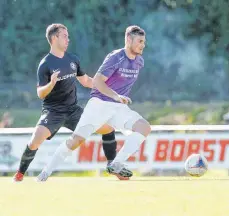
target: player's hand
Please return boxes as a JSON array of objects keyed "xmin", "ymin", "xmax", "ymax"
[
  {"xmin": 51, "ymin": 71, "xmax": 60, "ymax": 86},
  {"xmin": 113, "ymin": 95, "xmax": 132, "ymax": 104}
]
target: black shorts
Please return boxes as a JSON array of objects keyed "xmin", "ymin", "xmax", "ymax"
[{"xmin": 37, "ymin": 105, "xmax": 83, "ymax": 140}]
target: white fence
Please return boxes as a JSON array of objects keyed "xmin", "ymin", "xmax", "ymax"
[{"xmin": 0, "ymin": 125, "xmax": 229, "ymax": 172}]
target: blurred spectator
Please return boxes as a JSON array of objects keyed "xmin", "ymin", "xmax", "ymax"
[
  {"xmin": 0, "ymin": 112, "xmax": 14, "ymax": 128},
  {"xmin": 0, "ymin": 141, "xmax": 18, "ymax": 176}
]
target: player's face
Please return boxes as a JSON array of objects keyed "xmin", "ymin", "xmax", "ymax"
[
  {"xmin": 129, "ymin": 35, "xmax": 146, "ymax": 55},
  {"xmin": 54, "ymin": 28, "xmax": 69, "ymax": 52}
]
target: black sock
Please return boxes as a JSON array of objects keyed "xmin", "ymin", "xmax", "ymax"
[
  {"xmin": 102, "ymin": 131, "xmax": 117, "ymax": 162},
  {"xmin": 18, "ymin": 145, "xmax": 38, "ymax": 174}
]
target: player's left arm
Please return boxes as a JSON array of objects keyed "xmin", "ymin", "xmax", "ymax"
[
  {"xmin": 72, "ymin": 54, "xmax": 93, "ymax": 88},
  {"xmin": 77, "ymin": 74, "xmax": 93, "ymax": 88}
]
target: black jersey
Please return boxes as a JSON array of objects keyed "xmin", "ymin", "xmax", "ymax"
[{"xmin": 37, "ymin": 52, "xmax": 85, "ymax": 111}]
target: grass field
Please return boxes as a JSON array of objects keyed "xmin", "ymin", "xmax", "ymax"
[{"xmin": 0, "ymin": 176, "xmax": 229, "ymax": 216}]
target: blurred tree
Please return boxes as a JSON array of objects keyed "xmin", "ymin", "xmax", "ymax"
[
  {"xmin": 185, "ymin": 0, "xmax": 229, "ymax": 59},
  {"xmin": 0, "ymin": 0, "xmax": 229, "ymax": 106},
  {"xmin": 162, "ymin": 0, "xmax": 229, "ymax": 58}
]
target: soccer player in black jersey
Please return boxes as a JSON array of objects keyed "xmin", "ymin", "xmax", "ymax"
[{"xmin": 13, "ymin": 23, "xmax": 126, "ymax": 181}]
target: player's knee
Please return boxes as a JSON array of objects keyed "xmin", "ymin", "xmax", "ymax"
[
  {"xmin": 132, "ymin": 119, "xmax": 151, "ymax": 137},
  {"xmin": 66, "ymin": 135, "xmax": 85, "ymax": 150},
  {"xmin": 74, "ymin": 124, "xmax": 95, "ymax": 139},
  {"xmin": 29, "ymin": 125, "xmax": 51, "ymax": 150}
]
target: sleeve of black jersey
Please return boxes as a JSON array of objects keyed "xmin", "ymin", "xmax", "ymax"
[
  {"xmin": 72, "ymin": 54, "xmax": 85, "ymax": 77},
  {"xmin": 37, "ymin": 62, "xmax": 50, "ymax": 87}
]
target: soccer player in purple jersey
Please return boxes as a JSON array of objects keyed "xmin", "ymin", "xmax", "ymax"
[{"xmin": 37, "ymin": 25, "xmax": 151, "ymax": 181}]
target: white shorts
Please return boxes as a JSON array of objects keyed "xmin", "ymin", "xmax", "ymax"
[{"xmin": 74, "ymin": 97, "xmax": 144, "ymax": 138}]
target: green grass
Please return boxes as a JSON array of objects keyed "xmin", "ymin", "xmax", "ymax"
[{"xmin": 1, "ymin": 176, "xmax": 229, "ymax": 216}]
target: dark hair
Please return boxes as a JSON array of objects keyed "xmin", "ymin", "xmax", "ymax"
[
  {"xmin": 125, "ymin": 25, "xmax": 145, "ymax": 39},
  {"xmin": 46, "ymin": 23, "xmax": 67, "ymax": 44}
]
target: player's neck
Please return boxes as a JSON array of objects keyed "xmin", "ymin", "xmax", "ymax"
[
  {"xmin": 50, "ymin": 47, "xmax": 65, "ymax": 58},
  {"xmin": 124, "ymin": 47, "xmax": 136, "ymax": 60}
]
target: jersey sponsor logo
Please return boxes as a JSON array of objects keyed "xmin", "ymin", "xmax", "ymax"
[
  {"xmin": 70, "ymin": 62, "xmax": 77, "ymax": 70},
  {"xmin": 118, "ymin": 68, "xmax": 139, "ymax": 78},
  {"xmin": 119, "ymin": 68, "xmax": 139, "ymax": 74},
  {"xmin": 57, "ymin": 72, "xmax": 78, "ymax": 81}
]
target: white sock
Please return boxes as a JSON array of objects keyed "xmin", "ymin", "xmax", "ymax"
[
  {"xmin": 43, "ymin": 141, "xmax": 73, "ymax": 175},
  {"xmin": 112, "ymin": 132, "xmax": 146, "ymax": 164}
]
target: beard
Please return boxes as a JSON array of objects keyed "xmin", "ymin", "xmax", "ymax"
[{"xmin": 130, "ymin": 46, "xmax": 142, "ymax": 56}]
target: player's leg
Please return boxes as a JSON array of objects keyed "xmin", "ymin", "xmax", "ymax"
[
  {"xmin": 107, "ymin": 107, "xmax": 151, "ymax": 178},
  {"xmin": 66, "ymin": 109, "xmax": 123, "ymax": 179},
  {"xmin": 37, "ymin": 98, "xmax": 114, "ymax": 181},
  {"xmin": 38, "ymin": 105, "xmax": 89, "ymax": 181},
  {"xmin": 96, "ymin": 124, "xmax": 129, "ymax": 180},
  {"xmin": 13, "ymin": 110, "xmax": 65, "ymax": 182},
  {"xmin": 111, "ymin": 118, "xmax": 151, "ymax": 163},
  {"xmin": 65, "ymin": 106, "xmax": 117, "ymax": 165},
  {"xmin": 13, "ymin": 125, "xmax": 50, "ymax": 181},
  {"xmin": 96, "ymin": 125, "xmax": 117, "ymax": 163}
]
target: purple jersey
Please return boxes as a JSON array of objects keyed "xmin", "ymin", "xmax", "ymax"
[{"xmin": 90, "ymin": 48, "xmax": 144, "ymax": 102}]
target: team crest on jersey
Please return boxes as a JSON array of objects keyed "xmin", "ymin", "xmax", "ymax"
[{"xmin": 70, "ymin": 62, "xmax": 77, "ymax": 70}]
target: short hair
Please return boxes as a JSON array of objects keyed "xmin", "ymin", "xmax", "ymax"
[
  {"xmin": 46, "ymin": 23, "xmax": 67, "ymax": 44},
  {"xmin": 125, "ymin": 25, "xmax": 145, "ymax": 42}
]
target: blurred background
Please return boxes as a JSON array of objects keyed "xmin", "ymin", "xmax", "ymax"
[
  {"xmin": 1, "ymin": 0, "xmax": 229, "ymax": 126},
  {"xmin": 0, "ymin": 0, "xmax": 229, "ymax": 177}
]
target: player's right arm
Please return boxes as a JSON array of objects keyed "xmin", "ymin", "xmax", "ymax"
[
  {"xmin": 93, "ymin": 53, "xmax": 131, "ymax": 104},
  {"xmin": 36, "ymin": 62, "xmax": 60, "ymax": 99}
]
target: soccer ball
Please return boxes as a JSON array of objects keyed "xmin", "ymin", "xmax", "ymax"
[{"xmin": 184, "ymin": 153, "xmax": 208, "ymax": 177}]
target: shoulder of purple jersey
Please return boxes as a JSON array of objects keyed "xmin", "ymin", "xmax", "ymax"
[
  {"xmin": 66, "ymin": 52, "xmax": 80, "ymax": 64},
  {"xmin": 136, "ymin": 55, "xmax": 144, "ymax": 67},
  {"xmin": 104, "ymin": 48, "xmax": 124, "ymax": 62}
]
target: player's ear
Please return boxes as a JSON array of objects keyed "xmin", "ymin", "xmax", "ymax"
[
  {"xmin": 125, "ymin": 35, "xmax": 129, "ymax": 46},
  {"xmin": 126, "ymin": 35, "xmax": 131, "ymax": 43},
  {"xmin": 51, "ymin": 34, "xmax": 57, "ymax": 43}
]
